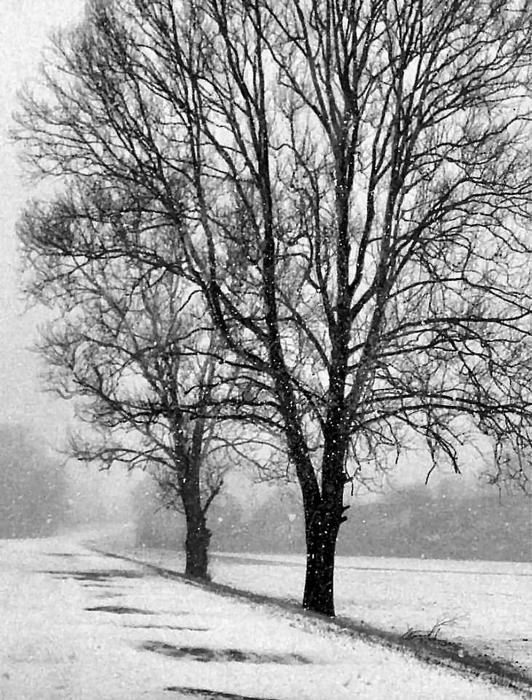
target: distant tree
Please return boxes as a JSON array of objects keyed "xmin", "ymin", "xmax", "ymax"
[
  {"xmin": 15, "ymin": 0, "xmax": 532, "ymax": 615},
  {"xmin": 337, "ymin": 481, "xmax": 532, "ymax": 561},
  {"xmin": 0, "ymin": 424, "xmax": 64, "ymax": 538}
]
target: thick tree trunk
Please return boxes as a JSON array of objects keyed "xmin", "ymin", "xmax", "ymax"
[
  {"xmin": 184, "ymin": 511, "xmax": 211, "ymax": 580},
  {"xmin": 302, "ymin": 508, "xmax": 342, "ymax": 617},
  {"xmin": 181, "ymin": 457, "xmax": 212, "ymax": 581}
]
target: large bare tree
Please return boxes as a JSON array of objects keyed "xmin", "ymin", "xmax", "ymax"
[{"xmin": 16, "ymin": 0, "xmax": 531, "ymax": 615}]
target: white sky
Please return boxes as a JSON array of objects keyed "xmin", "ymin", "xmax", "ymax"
[{"xmin": 0, "ymin": 0, "xmax": 85, "ymax": 441}]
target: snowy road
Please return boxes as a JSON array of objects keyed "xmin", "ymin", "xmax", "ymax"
[{"xmin": 0, "ymin": 535, "xmax": 526, "ymax": 699}]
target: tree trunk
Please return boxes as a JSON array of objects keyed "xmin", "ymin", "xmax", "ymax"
[
  {"xmin": 184, "ymin": 511, "xmax": 211, "ymax": 580},
  {"xmin": 302, "ymin": 508, "xmax": 342, "ymax": 616},
  {"xmin": 181, "ymin": 462, "xmax": 211, "ymax": 580}
]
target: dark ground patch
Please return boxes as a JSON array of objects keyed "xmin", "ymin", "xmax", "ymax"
[
  {"xmin": 45, "ymin": 552, "xmax": 77, "ymax": 558},
  {"xmin": 127, "ymin": 624, "xmax": 209, "ymax": 631},
  {"xmin": 165, "ymin": 688, "xmax": 278, "ymax": 700},
  {"xmin": 39, "ymin": 569, "xmax": 145, "ymax": 582},
  {"xmin": 141, "ymin": 641, "xmax": 311, "ymax": 665},
  {"xmin": 86, "ymin": 605, "xmax": 154, "ymax": 615},
  {"xmin": 95, "ymin": 592, "xmax": 123, "ymax": 598}
]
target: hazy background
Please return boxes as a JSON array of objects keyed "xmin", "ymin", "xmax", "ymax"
[
  {"xmin": 0, "ymin": 0, "xmax": 136, "ymax": 528},
  {"xmin": 0, "ymin": 0, "xmax": 83, "ymax": 436},
  {"xmin": 0, "ymin": 0, "xmax": 529, "ymax": 560}
]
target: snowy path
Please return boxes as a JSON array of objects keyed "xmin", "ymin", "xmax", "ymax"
[{"xmin": 0, "ymin": 535, "xmax": 526, "ymax": 699}]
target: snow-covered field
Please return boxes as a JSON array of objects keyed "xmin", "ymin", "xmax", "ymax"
[
  {"xmin": 212, "ymin": 551, "xmax": 532, "ymax": 675},
  {"xmin": 0, "ymin": 533, "xmax": 527, "ymax": 699},
  {"xmin": 103, "ymin": 536, "xmax": 532, "ymax": 682}
]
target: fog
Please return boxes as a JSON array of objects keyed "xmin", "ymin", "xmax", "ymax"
[
  {"xmin": 0, "ymin": 424, "xmax": 62, "ymax": 538},
  {"xmin": 0, "ymin": 422, "xmax": 135, "ymax": 537},
  {"xmin": 134, "ymin": 478, "xmax": 530, "ymax": 563},
  {"xmin": 0, "ymin": 2, "xmax": 85, "ymax": 435},
  {"xmin": 0, "ymin": 416, "xmax": 529, "ymax": 567}
]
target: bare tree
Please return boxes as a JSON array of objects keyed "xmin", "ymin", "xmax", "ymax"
[
  {"xmin": 18, "ymin": 193, "xmax": 252, "ymax": 580},
  {"xmin": 15, "ymin": 0, "xmax": 531, "ymax": 615}
]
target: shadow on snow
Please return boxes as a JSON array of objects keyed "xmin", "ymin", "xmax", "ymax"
[
  {"xmin": 85, "ymin": 605, "xmax": 154, "ymax": 615},
  {"xmin": 141, "ymin": 640, "xmax": 311, "ymax": 665},
  {"xmin": 165, "ymin": 688, "xmax": 279, "ymax": 699}
]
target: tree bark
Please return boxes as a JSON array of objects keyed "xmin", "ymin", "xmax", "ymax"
[
  {"xmin": 302, "ymin": 506, "xmax": 343, "ymax": 617},
  {"xmin": 184, "ymin": 510, "xmax": 211, "ymax": 580},
  {"xmin": 181, "ymin": 453, "xmax": 212, "ymax": 580}
]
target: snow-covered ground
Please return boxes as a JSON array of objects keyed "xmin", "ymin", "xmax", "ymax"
[
  {"xmin": 211, "ymin": 551, "xmax": 532, "ymax": 676},
  {"xmin": 101, "ymin": 534, "xmax": 532, "ymax": 683},
  {"xmin": 0, "ymin": 534, "xmax": 526, "ymax": 699}
]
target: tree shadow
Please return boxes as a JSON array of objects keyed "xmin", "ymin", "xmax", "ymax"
[
  {"xmin": 165, "ymin": 687, "xmax": 279, "ymax": 699},
  {"xmin": 86, "ymin": 605, "xmax": 154, "ymax": 615},
  {"xmin": 127, "ymin": 624, "xmax": 210, "ymax": 631},
  {"xmin": 95, "ymin": 592, "xmax": 123, "ymax": 598},
  {"xmin": 141, "ymin": 640, "xmax": 311, "ymax": 664},
  {"xmin": 39, "ymin": 569, "xmax": 145, "ymax": 582}
]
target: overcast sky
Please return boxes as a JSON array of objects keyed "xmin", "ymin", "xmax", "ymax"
[{"xmin": 0, "ymin": 0, "xmax": 85, "ymax": 441}]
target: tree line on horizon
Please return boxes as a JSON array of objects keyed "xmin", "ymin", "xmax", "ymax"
[
  {"xmin": 13, "ymin": 0, "xmax": 532, "ymax": 616},
  {"xmin": 135, "ymin": 478, "xmax": 532, "ymax": 563}
]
